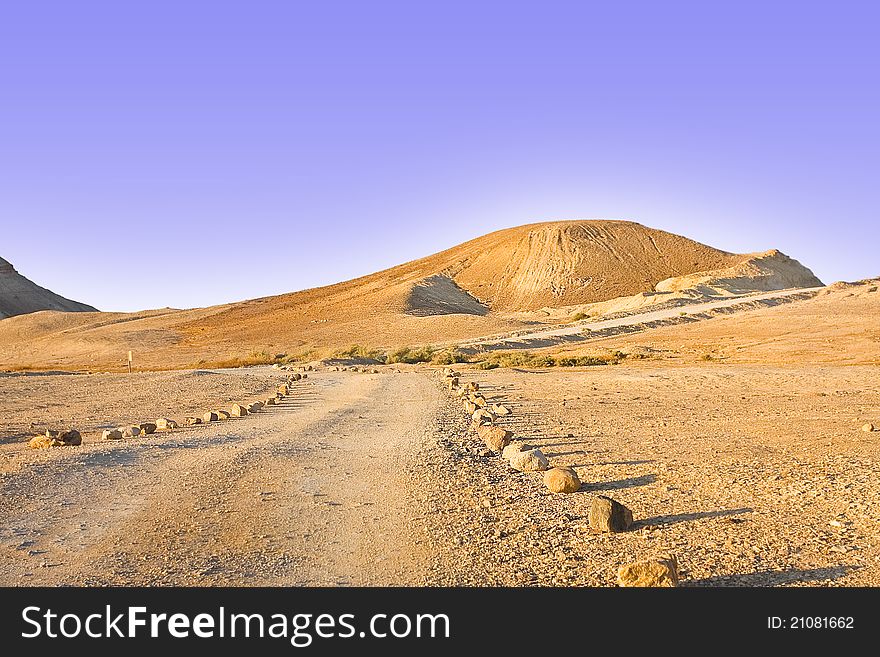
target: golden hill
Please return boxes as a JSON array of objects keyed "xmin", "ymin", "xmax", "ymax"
[{"xmin": 0, "ymin": 220, "xmax": 822, "ymax": 371}]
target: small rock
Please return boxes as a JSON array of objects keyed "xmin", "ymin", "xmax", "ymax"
[
  {"xmin": 246, "ymin": 402, "xmax": 264, "ymax": 413},
  {"xmin": 491, "ymin": 404, "xmax": 511, "ymax": 416},
  {"xmin": 59, "ymin": 429, "xmax": 82, "ymax": 446},
  {"xmin": 544, "ymin": 467, "xmax": 581, "ymax": 493},
  {"xmin": 156, "ymin": 418, "xmax": 178, "ymax": 430},
  {"xmin": 102, "ymin": 429, "xmax": 123, "ymax": 441},
  {"xmin": 471, "ymin": 395, "xmax": 488, "ymax": 408},
  {"xmin": 265, "ymin": 398, "xmax": 277, "ymax": 406},
  {"xmin": 229, "ymin": 404, "xmax": 248, "ymax": 417},
  {"xmin": 589, "ymin": 495, "xmax": 634, "ymax": 533},
  {"xmin": 508, "ymin": 448, "xmax": 550, "ymax": 472},
  {"xmin": 447, "ymin": 377, "xmax": 459, "ymax": 390},
  {"xmin": 479, "ymin": 426, "xmax": 513, "ymax": 453},
  {"xmin": 472, "ymin": 409, "xmax": 496, "ymax": 426},
  {"xmin": 278, "ymin": 385, "xmax": 290, "ymax": 395},
  {"xmin": 183, "ymin": 416, "xmax": 202, "ymax": 426},
  {"xmin": 502, "ymin": 442, "xmax": 532, "ymax": 460},
  {"xmin": 217, "ymin": 410, "xmax": 231, "ymax": 420},
  {"xmin": 121, "ymin": 425, "xmax": 141, "ymax": 438},
  {"xmin": 203, "ymin": 411, "xmax": 220, "ymax": 423},
  {"xmin": 28, "ymin": 435, "xmax": 59, "ymax": 449},
  {"xmin": 862, "ymin": 423, "xmax": 875, "ymax": 432},
  {"xmin": 617, "ymin": 555, "xmax": 679, "ymax": 587},
  {"xmin": 139, "ymin": 422, "xmax": 157, "ymax": 435}
]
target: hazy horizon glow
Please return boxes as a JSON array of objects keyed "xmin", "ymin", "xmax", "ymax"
[{"xmin": 2, "ymin": 1, "xmax": 878, "ymax": 312}]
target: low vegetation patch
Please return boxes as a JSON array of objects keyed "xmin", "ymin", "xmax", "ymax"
[
  {"xmin": 192, "ymin": 351, "xmax": 279, "ymax": 370},
  {"xmin": 431, "ymin": 347, "xmax": 468, "ymax": 365},
  {"xmin": 329, "ymin": 345, "xmax": 386, "ymax": 362},
  {"xmin": 473, "ymin": 349, "xmax": 626, "ymax": 369},
  {"xmin": 386, "ymin": 345, "xmax": 436, "ymax": 364}
]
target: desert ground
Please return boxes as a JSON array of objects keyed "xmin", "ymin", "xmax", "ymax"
[{"xmin": 2, "ymin": 277, "xmax": 878, "ymax": 587}]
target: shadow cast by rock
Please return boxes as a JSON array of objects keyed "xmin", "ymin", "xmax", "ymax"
[
  {"xmin": 686, "ymin": 565, "xmax": 857, "ymax": 587},
  {"xmin": 583, "ymin": 474, "xmax": 657, "ymax": 490},
  {"xmin": 637, "ymin": 507, "xmax": 753, "ymax": 528}
]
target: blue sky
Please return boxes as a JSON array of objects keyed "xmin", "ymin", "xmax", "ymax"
[{"xmin": 1, "ymin": 1, "xmax": 877, "ymax": 311}]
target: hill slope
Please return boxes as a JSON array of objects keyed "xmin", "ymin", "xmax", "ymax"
[
  {"xmin": 0, "ymin": 257, "xmax": 96, "ymax": 319},
  {"xmin": 0, "ymin": 221, "xmax": 823, "ymax": 370}
]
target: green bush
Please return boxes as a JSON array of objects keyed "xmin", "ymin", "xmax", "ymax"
[
  {"xmin": 386, "ymin": 345, "xmax": 435, "ymax": 364},
  {"xmin": 330, "ymin": 345, "xmax": 386, "ymax": 361},
  {"xmin": 431, "ymin": 347, "xmax": 468, "ymax": 365},
  {"xmin": 474, "ymin": 349, "xmax": 626, "ymax": 369}
]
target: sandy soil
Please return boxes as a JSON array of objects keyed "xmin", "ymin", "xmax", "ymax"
[{"xmin": 0, "ymin": 369, "xmax": 437, "ymax": 585}]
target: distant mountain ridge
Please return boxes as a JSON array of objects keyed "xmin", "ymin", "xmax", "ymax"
[{"xmin": 0, "ymin": 256, "xmax": 96, "ymax": 319}]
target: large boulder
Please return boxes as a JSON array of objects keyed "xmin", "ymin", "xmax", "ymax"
[
  {"xmin": 229, "ymin": 404, "xmax": 248, "ymax": 417},
  {"xmin": 617, "ymin": 555, "xmax": 679, "ymax": 587},
  {"xmin": 139, "ymin": 422, "xmax": 157, "ymax": 435},
  {"xmin": 102, "ymin": 428, "xmax": 123, "ymax": 441},
  {"xmin": 508, "ymin": 448, "xmax": 549, "ymax": 472},
  {"xmin": 589, "ymin": 495, "xmax": 634, "ymax": 533},
  {"xmin": 478, "ymin": 426, "xmax": 513, "ymax": 453},
  {"xmin": 544, "ymin": 467, "xmax": 581, "ymax": 493},
  {"xmin": 156, "ymin": 418, "xmax": 178, "ymax": 430},
  {"xmin": 203, "ymin": 411, "xmax": 220, "ymax": 422}
]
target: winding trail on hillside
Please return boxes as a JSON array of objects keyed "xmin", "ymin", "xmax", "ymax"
[
  {"xmin": 460, "ymin": 286, "xmax": 823, "ymax": 352},
  {"xmin": 0, "ymin": 371, "xmax": 440, "ymax": 586}
]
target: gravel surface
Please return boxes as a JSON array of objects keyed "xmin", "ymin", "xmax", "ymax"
[
  {"xmin": 420, "ymin": 364, "xmax": 880, "ymax": 586},
  {"xmin": 0, "ymin": 368, "xmax": 282, "ymax": 446},
  {"xmin": 2, "ymin": 363, "xmax": 878, "ymax": 587}
]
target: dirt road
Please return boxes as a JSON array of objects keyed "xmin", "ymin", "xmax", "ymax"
[{"xmin": 0, "ymin": 371, "xmax": 440, "ymax": 586}]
